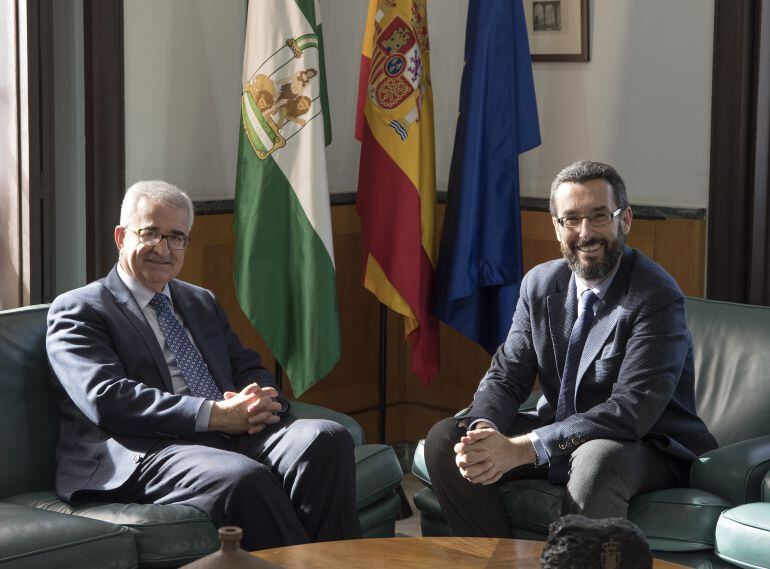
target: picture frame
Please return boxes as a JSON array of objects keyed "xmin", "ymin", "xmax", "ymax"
[{"xmin": 524, "ymin": 0, "xmax": 589, "ymax": 62}]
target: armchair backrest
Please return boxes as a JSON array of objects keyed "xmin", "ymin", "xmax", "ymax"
[
  {"xmin": 0, "ymin": 305, "xmax": 57, "ymax": 499},
  {"xmin": 686, "ymin": 297, "xmax": 770, "ymax": 447}
]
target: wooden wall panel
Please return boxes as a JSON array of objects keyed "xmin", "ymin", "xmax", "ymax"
[
  {"xmin": 653, "ymin": 219, "xmax": 706, "ymax": 297},
  {"xmin": 180, "ymin": 205, "xmax": 705, "ymax": 443}
]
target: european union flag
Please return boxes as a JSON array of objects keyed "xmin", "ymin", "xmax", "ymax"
[{"xmin": 432, "ymin": 0, "xmax": 541, "ymax": 354}]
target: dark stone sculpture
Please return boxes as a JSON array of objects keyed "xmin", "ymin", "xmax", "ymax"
[{"xmin": 541, "ymin": 514, "xmax": 653, "ymax": 569}]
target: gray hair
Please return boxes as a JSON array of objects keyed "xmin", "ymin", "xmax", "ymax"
[
  {"xmin": 549, "ymin": 160, "xmax": 629, "ymax": 217},
  {"xmin": 120, "ymin": 180, "xmax": 194, "ymax": 232}
]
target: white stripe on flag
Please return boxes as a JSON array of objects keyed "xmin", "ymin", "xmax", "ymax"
[{"xmin": 244, "ymin": 100, "xmax": 275, "ymax": 152}]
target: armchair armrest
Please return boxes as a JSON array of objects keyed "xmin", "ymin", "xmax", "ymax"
[{"xmin": 690, "ymin": 434, "xmax": 770, "ymax": 505}]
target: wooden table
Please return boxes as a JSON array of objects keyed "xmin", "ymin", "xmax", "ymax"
[{"xmin": 252, "ymin": 537, "xmax": 688, "ymax": 568}]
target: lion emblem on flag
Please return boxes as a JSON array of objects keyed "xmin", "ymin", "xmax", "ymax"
[{"xmin": 241, "ymin": 35, "xmax": 321, "ymax": 160}]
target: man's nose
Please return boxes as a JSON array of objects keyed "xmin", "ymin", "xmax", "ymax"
[
  {"xmin": 152, "ymin": 236, "xmax": 172, "ymax": 254},
  {"xmin": 577, "ymin": 218, "xmax": 597, "ymax": 239}
]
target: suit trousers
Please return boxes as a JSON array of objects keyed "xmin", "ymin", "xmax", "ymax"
[
  {"xmin": 424, "ymin": 415, "xmax": 690, "ymax": 537},
  {"xmin": 97, "ymin": 418, "xmax": 362, "ymax": 550}
]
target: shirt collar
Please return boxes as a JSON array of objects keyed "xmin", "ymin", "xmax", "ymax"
[
  {"xmin": 116, "ymin": 263, "xmax": 172, "ymax": 310},
  {"xmin": 574, "ymin": 254, "xmax": 622, "ymax": 303}
]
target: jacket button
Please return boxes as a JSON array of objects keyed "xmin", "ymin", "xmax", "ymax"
[
  {"xmin": 133, "ymin": 454, "xmax": 141, "ymax": 463},
  {"xmin": 558, "ymin": 442, "xmax": 567, "ymax": 450}
]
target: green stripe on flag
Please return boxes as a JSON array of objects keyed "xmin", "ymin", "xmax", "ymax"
[
  {"xmin": 234, "ymin": 130, "xmax": 340, "ymax": 395},
  {"xmin": 295, "ymin": 0, "xmax": 331, "ymax": 145}
]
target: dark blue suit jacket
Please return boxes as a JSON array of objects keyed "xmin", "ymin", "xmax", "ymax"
[
  {"xmin": 466, "ymin": 248, "xmax": 717, "ymax": 464},
  {"xmin": 46, "ymin": 266, "xmax": 279, "ymax": 501}
]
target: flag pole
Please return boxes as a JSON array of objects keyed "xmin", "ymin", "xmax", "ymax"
[{"xmin": 378, "ymin": 303, "xmax": 388, "ymax": 444}]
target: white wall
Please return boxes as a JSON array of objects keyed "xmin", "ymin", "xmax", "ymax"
[
  {"xmin": 521, "ymin": 0, "xmax": 714, "ymax": 208},
  {"xmin": 124, "ymin": 0, "xmax": 713, "ymax": 208},
  {"xmin": 124, "ymin": 0, "xmax": 246, "ymax": 198}
]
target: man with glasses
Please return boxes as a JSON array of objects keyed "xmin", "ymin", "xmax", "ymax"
[
  {"xmin": 425, "ymin": 161, "xmax": 717, "ymax": 536},
  {"xmin": 46, "ymin": 180, "xmax": 362, "ymax": 551}
]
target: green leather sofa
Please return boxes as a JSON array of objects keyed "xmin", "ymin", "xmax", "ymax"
[
  {"xmin": 0, "ymin": 305, "xmax": 404, "ymax": 568},
  {"xmin": 712, "ymin": 470, "xmax": 770, "ymax": 568},
  {"xmin": 411, "ymin": 297, "xmax": 770, "ymax": 569}
]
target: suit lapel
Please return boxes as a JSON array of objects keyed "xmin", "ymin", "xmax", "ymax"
[
  {"xmin": 105, "ymin": 267, "xmax": 174, "ymax": 392},
  {"xmin": 547, "ymin": 267, "xmax": 577, "ymax": 381},
  {"xmin": 575, "ymin": 249, "xmax": 635, "ymax": 392}
]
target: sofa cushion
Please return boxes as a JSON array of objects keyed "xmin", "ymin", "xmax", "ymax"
[
  {"xmin": 498, "ymin": 479, "xmax": 564, "ymax": 534},
  {"xmin": 0, "ymin": 502, "xmax": 137, "ymax": 569},
  {"xmin": 354, "ymin": 444, "xmax": 403, "ymax": 510},
  {"xmin": 714, "ymin": 502, "xmax": 770, "ymax": 569},
  {"xmin": 4, "ymin": 492, "xmax": 217, "ymax": 568},
  {"xmin": 628, "ymin": 489, "xmax": 731, "ymax": 551}
]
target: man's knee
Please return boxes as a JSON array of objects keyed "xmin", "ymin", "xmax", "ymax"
[
  {"xmin": 567, "ymin": 438, "xmax": 634, "ymax": 492},
  {"xmin": 570, "ymin": 439, "xmax": 629, "ymax": 473},
  {"xmin": 221, "ymin": 454, "xmax": 275, "ymax": 494},
  {"xmin": 425, "ymin": 417, "xmax": 463, "ymax": 477},
  {"xmin": 291, "ymin": 419, "xmax": 354, "ymax": 460}
]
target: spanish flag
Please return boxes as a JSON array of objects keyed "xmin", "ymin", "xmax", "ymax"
[{"xmin": 355, "ymin": 0, "xmax": 439, "ymax": 384}]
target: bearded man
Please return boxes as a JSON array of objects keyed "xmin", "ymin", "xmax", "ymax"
[{"xmin": 424, "ymin": 160, "xmax": 717, "ymax": 536}]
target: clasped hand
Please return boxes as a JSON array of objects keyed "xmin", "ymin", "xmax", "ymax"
[
  {"xmin": 454, "ymin": 424, "xmax": 535, "ymax": 485},
  {"xmin": 209, "ymin": 383, "xmax": 282, "ymax": 435}
]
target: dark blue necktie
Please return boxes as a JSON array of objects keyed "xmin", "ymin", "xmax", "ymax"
[
  {"xmin": 549, "ymin": 290, "xmax": 600, "ymax": 483},
  {"xmin": 150, "ymin": 293, "xmax": 223, "ymax": 401}
]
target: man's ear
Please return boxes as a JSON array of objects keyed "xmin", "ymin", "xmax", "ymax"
[
  {"xmin": 114, "ymin": 225, "xmax": 125, "ymax": 253},
  {"xmin": 552, "ymin": 217, "xmax": 562, "ymax": 242},
  {"xmin": 621, "ymin": 207, "xmax": 633, "ymax": 235}
]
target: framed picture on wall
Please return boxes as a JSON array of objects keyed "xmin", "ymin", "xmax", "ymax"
[{"xmin": 524, "ymin": 0, "xmax": 589, "ymax": 62}]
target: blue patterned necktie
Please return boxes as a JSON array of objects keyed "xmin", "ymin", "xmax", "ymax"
[
  {"xmin": 149, "ymin": 293, "xmax": 223, "ymax": 401},
  {"xmin": 549, "ymin": 289, "xmax": 600, "ymax": 483}
]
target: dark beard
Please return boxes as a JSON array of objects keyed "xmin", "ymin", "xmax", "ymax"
[{"xmin": 563, "ymin": 232, "xmax": 626, "ymax": 281}]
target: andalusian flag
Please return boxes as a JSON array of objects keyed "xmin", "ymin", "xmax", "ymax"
[
  {"xmin": 355, "ymin": 0, "xmax": 439, "ymax": 384},
  {"xmin": 234, "ymin": 0, "xmax": 339, "ymax": 396}
]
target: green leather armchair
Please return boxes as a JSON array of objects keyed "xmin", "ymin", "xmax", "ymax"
[
  {"xmin": 0, "ymin": 305, "xmax": 404, "ymax": 568},
  {"xmin": 712, "ymin": 471, "xmax": 770, "ymax": 568},
  {"xmin": 412, "ymin": 297, "xmax": 770, "ymax": 569}
]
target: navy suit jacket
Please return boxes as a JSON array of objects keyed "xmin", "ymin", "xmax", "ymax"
[
  {"xmin": 46, "ymin": 266, "xmax": 279, "ymax": 501},
  {"xmin": 466, "ymin": 248, "xmax": 717, "ymax": 464}
]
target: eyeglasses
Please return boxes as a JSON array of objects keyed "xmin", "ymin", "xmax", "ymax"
[
  {"xmin": 125, "ymin": 227, "xmax": 191, "ymax": 250},
  {"xmin": 556, "ymin": 208, "xmax": 625, "ymax": 229}
]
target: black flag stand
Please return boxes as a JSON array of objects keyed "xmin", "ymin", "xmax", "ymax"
[
  {"xmin": 378, "ymin": 303, "xmax": 388, "ymax": 444},
  {"xmin": 273, "ymin": 361, "xmax": 283, "ymax": 391}
]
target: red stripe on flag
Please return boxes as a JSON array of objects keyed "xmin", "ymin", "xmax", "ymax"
[
  {"xmin": 355, "ymin": 55, "xmax": 371, "ymax": 142},
  {"xmin": 356, "ymin": 120, "xmax": 439, "ymax": 383}
]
